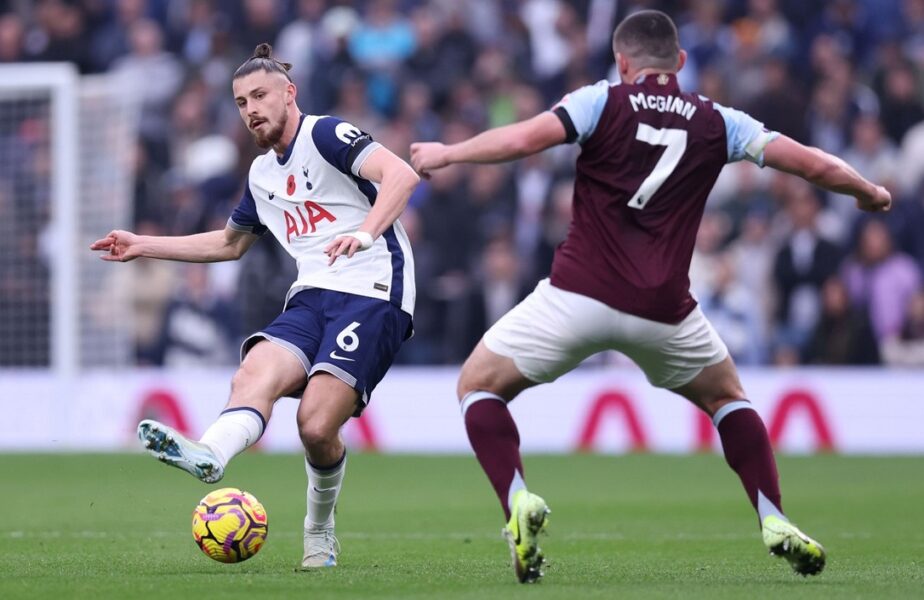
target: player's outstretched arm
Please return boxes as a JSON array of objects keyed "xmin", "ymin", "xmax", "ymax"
[
  {"xmin": 324, "ymin": 146, "xmax": 419, "ymax": 265},
  {"xmin": 409, "ymin": 112, "xmax": 567, "ymax": 177},
  {"xmin": 90, "ymin": 225, "xmax": 258, "ymax": 263},
  {"xmin": 762, "ymin": 135, "xmax": 891, "ymax": 212}
]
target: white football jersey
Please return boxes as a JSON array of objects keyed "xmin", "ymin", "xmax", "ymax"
[{"xmin": 228, "ymin": 114, "xmax": 415, "ymax": 316}]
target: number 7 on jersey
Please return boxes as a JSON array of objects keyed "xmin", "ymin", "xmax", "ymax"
[{"xmin": 628, "ymin": 124, "xmax": 687, "ymax": 210}]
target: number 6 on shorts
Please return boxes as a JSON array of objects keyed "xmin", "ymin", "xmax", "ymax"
[{"xmin": 336, "ymin": 321, "xmax": 361, "ymax": 352}]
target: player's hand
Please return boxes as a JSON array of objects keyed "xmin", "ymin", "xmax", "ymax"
[
  {"xmin": 324, "ymin": 232, "xmax": 372, "ymax": 266},
  {"xmin": 856, "ymin": 185, "xmax": 892, "ymax": 213},
  {"xmin": 90, "ymin": 229, "xmax": 142, "ymax": 262},
  {"xmin": 409, "ymin": 142, "xmax": 449, "ymax": 179}
]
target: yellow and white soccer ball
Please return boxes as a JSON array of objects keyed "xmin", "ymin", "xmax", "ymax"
[{"xmin": 192, "ymin": 487, "xmax": 268, "ymax": 563}]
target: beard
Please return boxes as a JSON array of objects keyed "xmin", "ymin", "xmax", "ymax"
[{"xmin": 251, "ymin": 110, "xmax": 287, "ymax": 149}]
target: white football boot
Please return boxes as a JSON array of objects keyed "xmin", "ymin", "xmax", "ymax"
[
  {"xmin": 301, "ymin": 527, "xmax": 340, "ymax": 569},
  {"xmin": 137, "ymin": 419, "xmax": 224, "ymax": 484}
]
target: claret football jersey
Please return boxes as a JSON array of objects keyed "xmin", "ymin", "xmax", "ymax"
[
  {"xmin": 229, "ymin": 114, "xmax": 415, "ymax": 316},
  {"xmin": 551, "ymin": 74, "xmax": 777, "ymax": 324}
]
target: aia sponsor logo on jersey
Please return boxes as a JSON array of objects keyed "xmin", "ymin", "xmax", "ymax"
[{"xmin": 283, "ymin": 201, "xmax": 336, "ymax": 243}]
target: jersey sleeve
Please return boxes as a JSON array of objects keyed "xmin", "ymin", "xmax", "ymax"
[
  {"xmin": 713, "ymin": 102, "xmax": 780, "ymax": 167},
  {"xmin": 311, "ymin": 116, "xmax": 382, "ymax": 177},
  {"xmin": 227, "ymin": 177, "xmax": 267, "ymax": 235},
  {"xmin": 552, "ymin": 80, "xmax": 611, "ymax": 144}
]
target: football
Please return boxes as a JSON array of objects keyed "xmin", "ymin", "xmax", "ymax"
[{"xmin": 192, "ymin": 487, "xmax": 268, "ymax": 563}]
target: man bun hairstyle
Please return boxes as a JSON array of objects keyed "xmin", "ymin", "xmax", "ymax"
[
  {"xmin": 613, "ymin": 10, "xmax": 680, "ymax": 70},
  {"xmin": 233, "ymin": 43, "xmax": 294, "ymax": 81}
]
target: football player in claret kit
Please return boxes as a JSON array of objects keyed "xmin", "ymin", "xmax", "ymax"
[
  {"xmin": 91, "ymin": 43, "xmax": 418, "ymax": 569},
  {"xmin": 411, "ymin": 10, "xmax": 891, "ymax": 583}
]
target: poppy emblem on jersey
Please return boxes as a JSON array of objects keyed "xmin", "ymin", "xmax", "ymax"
[
  {"xmin": 287, "ymin": 174, "xmax": 296, "ymax": 196},
  {"xmin": 657, "ymin": 73, "xmax": 669, "ymax": 85}
]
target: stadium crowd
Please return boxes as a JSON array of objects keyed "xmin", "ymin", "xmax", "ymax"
[{"xmin": 3, "ymin": 0, "xmax": 924, "ymax": 368}]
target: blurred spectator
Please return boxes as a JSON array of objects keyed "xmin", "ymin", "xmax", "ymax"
[
  {"xmin": 110, "ymin": 18, "xmax": 183, "ymax": 162},
  {"xmin": 156, "ymin": 263, "xmax": 238, "ymax": 366},
  {"xmin": 447, "ymin": 235, "xmax": 531, "ymax": 361},
  {"xmin": 274, "ymin": 0, "xmax": 325, "ymax": 93},
  {"xmin": 392, "ymin": 204, "xmax": 443, "ymax": 364},
  {"xmin": 236, "ymin": 234, "xmax": 298, "ymax": 337},
  {"xmin": 772, "ymin": 180, "xmax": 842, "ymax": 352},
  {"xmin": 678, "ymin": 0, "xmax": 731, "ymax": 73},
  {"xmin": 405, "ymin": 5, "xmax": 478, "ymax": 110},
  {"xmin": 802, "ymin": 276, "xmax": 880, "ymax": 365},
  {"xmin": 880, "ymin": 289, "xmax": 924, "ymax": 366},
  {"xmin": 698, "ymin": 253, "xmax": 768, "ymax": 365},
  {"xmin": 807, "ymin": 78, "xmax": 852, "ymax": 155},
  {"xmin": 27, "ymin": 0, "xmax": 92, "ymax": 72},
  {"xmin": 417, "ymin": 129, "xmax": 478, "ymax": 279},
  {"xmin": 740, "ymin": 0, "xmax": 795, "ymax": 59},
  {"xmin": 745, "ymin": 55, "xmax": 808, "ymax": 143},
  {"xmin": 330, "ymin": 72, "xmax": 382, "ymax": 134},
  {"xmin": 878, "ymin": 64, "xmax": 924, "ymax": 144},
  {"xmin": 395, "ymin": 80, "xmax": 441, "ymax": 142},
  {"xmin": 349, "ymin": 0, "xmax": 416, "ymax": 114},
  {"xmin": 349, "ymin": 0, "xmax": 415, "ymax": 70},
  {"xmin": 902, "ymin": 0, "xmax": 924, "ymax": 64},
  {"xmin": 89, "ymin": 0, "xmax": 147, "ymax": 72},
  {"xmin": 833, "ymin": 114, "xmax": 899, "ymax": 233},
  {"xmin": 168, "ymin": 0, "xmax": 226, "ymax": 70},
  {"xmin": 520, "ymin": 0, "xmax": 573, "ymax": 101},
  {"xmin": 810, "ymin": 0, "xmax": 873, "ymax": 64},
  {"xmin": 238, "ymin": 0, "xmax": 282, "ymax": 57},
  {"xmin": 726, "ymin": 206, "xmax": 776, "ymax": 337},
  {"xmin": 0, "ymin": 13, "xmax": 25, "ymax": 62},
  {"xmin": 96, "ymin": 224, "xmax": 178, "ymax": 365},
  {"xmin": 535, "ymin": 178, "xmax": 573, "ymax": 277},
  {"xmin": 841, "ymin": 114, "xmax": 899, "ymax": 185},
  {"xmin": 895, "ymin": 121, "xmax": 924, "ymax": 197},
  {"xmin": 307, "ymin": 6, "xmax": 360, "ymax": 114},
  {"xmin": 690, "ymin": 210, "xmax": 731, "ymax": 300},
  {"xmin": 841, "ymin": 218, "xmax": 922, "ymax": 341}
]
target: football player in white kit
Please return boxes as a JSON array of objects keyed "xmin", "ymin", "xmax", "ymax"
[{"xmin": 91, "ymin": 44, "xmax": 419, "ymax": 568}]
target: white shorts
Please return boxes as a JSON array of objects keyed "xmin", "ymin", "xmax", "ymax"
[{"xmin": 483, "ymin": 279, "xmax": 728, "ymax": 389}]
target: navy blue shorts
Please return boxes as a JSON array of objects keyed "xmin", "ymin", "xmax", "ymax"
[{"xmin": 240, "ymin": 289, "xmax": 412, "ymax": 416}]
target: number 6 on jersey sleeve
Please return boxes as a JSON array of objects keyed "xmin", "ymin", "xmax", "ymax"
[{"xmin": 628, "ymin": 125, "xmax": 687, "ymax": 210}]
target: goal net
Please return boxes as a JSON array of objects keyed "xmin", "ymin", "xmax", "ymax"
[{"xmin": 0, "ymin": 64, "xmax": 139, "ymax": 372}]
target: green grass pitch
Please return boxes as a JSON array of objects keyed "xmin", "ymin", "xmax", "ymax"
[{"xmin": 2, "ymin": 453, "xmax": 921, "ymax": 599}]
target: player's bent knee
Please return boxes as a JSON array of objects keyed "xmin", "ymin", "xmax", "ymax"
[
  {"xmin": 456, "ymin": 363, "xmax": 522, "ymax": 403},
  {"xmin": 297, "ymin": 419, "xmax": 337, "ymax": 450},
  {"xmin": 457, "ymin": 362, "xmax": 498, "ymax": 401}
]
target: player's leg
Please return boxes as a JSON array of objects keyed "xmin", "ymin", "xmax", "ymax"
[
  {"xmin": 458, "ymin": 340, "xmax": 537, "ymax": 520},
  {"xmin": 138, "ymin": 339, "xmax": 306, "ymax": 483},
  {"xmin": 460, "ymin": 280, "xmax": 606, "ymax": 582},
  {"xmin": 459, "ymin": 341, "xmax": 551, "ymax": 583},
  {"xmin": 296, "ymin": 373, "xmax": 358, "ymax": 569},
  {"xmin": 295, "ymin": 291, "xmax": 412, "ymax": 569},
  {"xmin": 671, "ymin": 356, "xmax": 783, "ymax": 520},
  {"xmin": 672, "ymin": 357, "xmax": 826, "ymax": 576}
]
